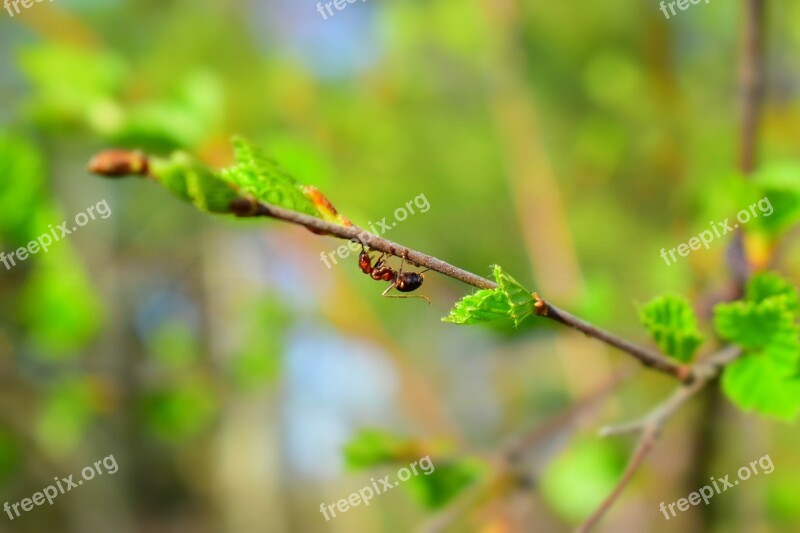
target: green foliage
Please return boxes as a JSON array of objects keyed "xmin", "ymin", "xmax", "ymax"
[
  {"xmin": 137, "ymin": 138, "xmax": 351, "ymax": 223},
  {"xmin": 443, "ymin": 265, "xmax": 534, "ymax": 327},
  {"xmin": 639, "ymin": 294, "xmax": 703, "ymax": 362},
  {"xmin": 344, "ymin": 429, "xmax": 420, "ymax": 468},
  {"xmin": 746, "ymin": 271, "xmax": 799, "ymax": 312},
  {"xmin": 228, "ymin": 297, "xmax": 290, "ymax": 391},
  {"xmin": 0, "ymin": 133, "xmax": 46, "ymax": 243},
  {"xmin": 714, "ymin": 272, "xmax": 800, "ymax": 420},
  {"xmin": 749, "ymin": 162, "xmax": 800, "ymax": 238},
  {"xmin": 220, "ymin": 137, "xmax": 321, "ymax": 217},
  {"xmin": 404, "ymin": 458, "xmax": 486, "ymax": 509},
  {"xmin": 21, "ymin": 247, "xmax": 104, "ymax": 357},
  {"xmin": 18, "ymin": 45, "xmax": 127, "ymax": 129},
  {"xmin": 0, "ymin": 135, "xmax": 103, "ymax": 357},
  {"xmin": 149, "ymin": 151, "xmax": 245, "ymax": 213},
  {"xmin": 0, "ymin": 427, "xmax": 22, "ymax": 482},
  {"xmin": 440, "ymin": 289, "xmax": 509, "ymax": 325},
  {"xmin": 116, "ymin": 71, "xmax": 224, "ymax": 148},
  {"xmin": 19, "ymin": 44, "xmax": 222, "ymax": 149},
  {"xmin": 343, "ymin": 429, "xmax": 485, "ymax": 510},
  {"xmin": 35, "ymin": 380, "xmax": 98, "ymax": 457},
  {"xmin": 147, "ymin": 320, "xmax": 202, "ymax": 371},
  {"xmin": 540, "ymin": 439, "xmax": 625, "ymax": 523},
  {"xmin": 142, "ymin": 376, "xmax": 218, "ymax": 442}
]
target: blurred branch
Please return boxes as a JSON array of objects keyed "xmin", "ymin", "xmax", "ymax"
[
  {"xmin": 739, "ymin": 0, "xmax": 765, "ymax": 175},
  {"xmin": 578, "ymin": 346, "xmax": 741, "ymax": 532},
  {"xmin": 728, "ymin": 0, "xmax": 766, "ymax": 289},
  {"xmin": 421, "ymin": 372, "xmax": 629, "ymax": 533}
]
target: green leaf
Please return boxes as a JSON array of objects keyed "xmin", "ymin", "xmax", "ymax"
[
  {"xmin": 721, "ymin": 355, "xmax": 800, "ymax": 420},
  {"xmin": 714, "ymin": 297, "xmax": 797, "ymax": 354},
  {"xmin": 441, "ymin": 288, "xmax": 510, "ymax": 325},
  {"xmin": 220, "ymin": 137, "xmax": 320, "ymax": 217},
  {"xmin": 714, "ymin": 273, "xmax": 800, "ymax": 420},
  {"xmin": 749, "ymin": 162, "xmax": 800, "ymax": 237},
  {"xmin": 0, "ymin": 133, "xmax": 46, "ymax": 244},
  {"xmin": 148, "ymin": 151, "xmax": 245, "ymax": 213},
  {"xmin": 494, "ymin": 265, "xmax": 535, "ymax": 326},
  {"xmin": 404, "ymin": 458, "xmax": 486, "ymax": 509},
  {"xmin": 142, "ymin": 376, "xmax": 218, "ymax": 442},
  {"xmin": 746, "ymin": 271, "xmax": 799, "ymax": 312},
  {"xmin": 18, "ymin": 44, "xmax": 127, "ymax": 128},
  {"xmin": 639, "ymin": 295, "xmax": 703, "ymax": 362},
  {"xmin": 540, "ymin": 439, "xmax": 625, "ymax": 523},
  {"xmin": 21, "ymin": 245, "xmax": 104, "ymax": 357},
  {"xmin": 442, "ymin": 265, "xmax": 534, "ymax": 327},
  {"xmin": 343, "ymin": 430, "xmax": 419, "ymax": 468},
  {"xmin": 35, "ymin": 380, "xmax": 98, "ymax": 457}
]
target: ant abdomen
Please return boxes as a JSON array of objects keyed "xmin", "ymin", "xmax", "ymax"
[{"xmin": 396, "ymin": 272, "xmax": 424, "ymax": 292}]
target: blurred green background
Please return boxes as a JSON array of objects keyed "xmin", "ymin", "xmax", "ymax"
[{"xmin": 1, "ymin": 0, "xmax": 800, "ymax": 532}]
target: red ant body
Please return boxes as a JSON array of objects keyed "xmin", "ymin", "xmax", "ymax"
[{"xmin": 358, "ymin": 247, "xmax": 430, "ymax": 303}]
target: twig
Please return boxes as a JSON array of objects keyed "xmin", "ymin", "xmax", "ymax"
[
  {"xmin": 250, "ymin": 203, "xmax": 691, "ymax": 381},
  {"xmin": 250, "ymin": 202, "xmax": 497, "ymax": 290},
  {"xmin": 88, "ymin": 149, "xmax": 688, "ymax": 381},
  {"xmin": 534, "ymin": 297, "xmax": 692, "ymax": 382},
  {"xmin": 577, "ymin": 346, "xmax": 741, "ymax": 532}
]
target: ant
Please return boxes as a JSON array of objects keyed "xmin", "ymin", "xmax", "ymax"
[{"xmin": 358, "ymin": 246, "xmax": 431, "ymax": 303}]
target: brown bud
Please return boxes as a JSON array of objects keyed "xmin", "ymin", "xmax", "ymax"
[{"xmin": 88, "ymin": 150, "xmax": 149, "ymax": 177}]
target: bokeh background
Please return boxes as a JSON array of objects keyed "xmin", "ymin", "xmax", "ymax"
[{"xmin": 1, "ymin": 0, "xmax": 800, "ymax": 532}]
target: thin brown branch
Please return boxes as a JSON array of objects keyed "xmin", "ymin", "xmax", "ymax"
[
  {"xmin": 249, "ymin": 202, "xmax": 497, "ymax": 290},
  {"xmin": 578, "ymin": 346, "xmax": 741, "ymax": 532},
  {"xmin": 89, "ymin": 149, "xmax": 688, "ymax": 382},
  {"xmin": 254, "ymin": 202, "xmax": 689, "ymax": 381},
  {"xmin": 534, "ymin": 296, "xmax": 692, "ymax": 382}
]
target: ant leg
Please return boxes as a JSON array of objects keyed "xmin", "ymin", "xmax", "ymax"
[
  {"xmin": 397, "ymin": 254, "xmax": 407, "ymax": 276},
  {"xmin": 399, "ymin": 251, "xmax": 428, "ymax": 274},
  {"xmin": 381, "ymin": 283, "xmax": 431, "ymax": 304}
]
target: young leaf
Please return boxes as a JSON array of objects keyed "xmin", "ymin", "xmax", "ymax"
[
  {"xmin": 746, "ymin": 271, "xmax": 799, "ymax": 312},
  {"xmin": 714, "ymin": 295, "xmax": 797, "ymax": 354},
  {"xmin": 721, "ymin": 354, "xmax": 800, "ymax": 420},
  {"xmin": 343, "ymin": 430, "xmax": 422, "ymax": 468},
  {"xmin": 220, "ymin": 137, "xmax": 321, "ymax": 218},
  {"xmin": 403, "ymin": 458, "xmax": 486, "ymax": 509},
  {"xmin": 149, "ymin": 151, "xmax": 244, "ymax": 213},
  {"xmin": 442, "ymin": 265, "xmax": 535, "ymax": 327},
  {"xmin": 714, "ymin": 272, "xmax": 800, "ymax": 420},
  {"xmin": 639, "ymin": 295, "xmax": 703, "ymax": 362},
  {"xmin": 494, "ymin": 265, "xmax": 535, "ymax": 327},
  {"xmin": 441, "ymin": 289, "xmax": 510, "ymax": 325},
  {"xmin": 749, "ymin": 162, "xmax": 800, "ymax": 238}
]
